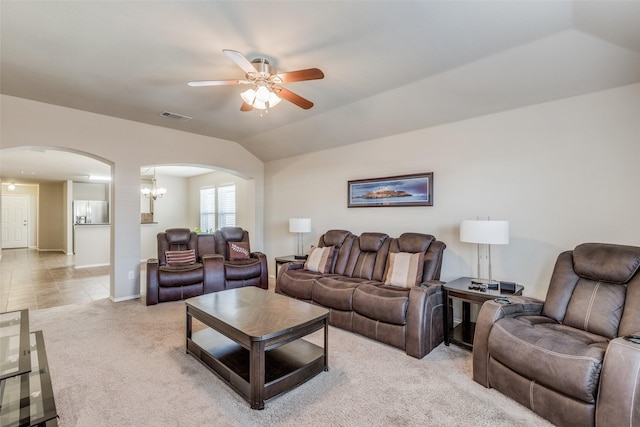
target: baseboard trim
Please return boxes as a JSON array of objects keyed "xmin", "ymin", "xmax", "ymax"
[
  {"xmin": 75, "ymin": 263, "xmax": 110, "ymax": 269},
  {"xmin": 110, "ymin": 294, "xmax": 141, "ymax": 303}
]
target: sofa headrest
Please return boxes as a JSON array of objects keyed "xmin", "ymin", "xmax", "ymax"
[
  {"xmin": 220, "ymin": 227, "xmax": 244, "ymax": 242},
  {"xmin": 573, "ymin": 242, "xmax": 640, "ymax": 284},
  {"xmin": 359, "ymin": 232, "xmax": 389, "ymax": 252},
  {"xmin": 322, "ymin": 230, "xmax": 352, "ymax": 247},
  {"xmin": 165, "ymin": 228, "xmax": 192, "ymax": 245},
  {"xmin": 396, "ymin": 233, "xmax": 434, "ymax": 253}
]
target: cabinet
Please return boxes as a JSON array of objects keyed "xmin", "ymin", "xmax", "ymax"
[{"xmin": 0, "ymin": 310, "xmax": 58, "ymax": 427}]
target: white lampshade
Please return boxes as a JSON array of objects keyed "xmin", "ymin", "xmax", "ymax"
[
  {"xmin": 289, "ymin": 218, "xmax": 311, "ymax": 233},
  {"xmin": 460, "ymin": 220, "xmax": 509, "ymax": 245}
]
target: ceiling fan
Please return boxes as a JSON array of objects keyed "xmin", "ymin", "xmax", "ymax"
[{"xmin": 188, "ymin": 50, "xmax": 324, "ymax": 112}]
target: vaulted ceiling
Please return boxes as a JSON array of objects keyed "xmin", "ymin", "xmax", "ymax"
[{"xmin": 1, "ymin": 1, "xmax": 639, "ymax": 181}]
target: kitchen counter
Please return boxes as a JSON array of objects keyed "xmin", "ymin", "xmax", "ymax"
[{"xmin": 74, "ymin": 224, "xmax": 110, "ymax": 268}]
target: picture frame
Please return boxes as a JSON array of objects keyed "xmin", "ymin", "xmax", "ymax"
[{"xmin": 348, "ymin": 172, "xmax": 434, "ymax": 208}]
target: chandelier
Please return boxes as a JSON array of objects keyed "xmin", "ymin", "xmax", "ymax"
[{"xmin": 141, "ymin": 167, "xmax": 166, "ymax": 200}]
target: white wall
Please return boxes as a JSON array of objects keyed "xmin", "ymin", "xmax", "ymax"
[
  {"xmin": 265, "ymin": 84, "xmax": 640, "ymax": 299},
  {"xmin": 2, "ymin": 94, "xmax": 264, "ymax": 302},
  {"xmin": 139, "ymin": 173, "xmax": 191, "ymax": 261}
]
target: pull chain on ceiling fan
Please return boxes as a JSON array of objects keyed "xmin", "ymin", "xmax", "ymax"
[{"xmin": 188, "ymin": 50, "xmax": 324, "ymax": 113}]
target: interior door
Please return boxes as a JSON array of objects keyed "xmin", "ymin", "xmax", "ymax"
[{"xmin": 1, "ymin": 194, "xmax": 29, "ymax": 248}]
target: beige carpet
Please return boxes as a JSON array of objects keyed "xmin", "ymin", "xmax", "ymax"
[{"xmin": 29, "ymin": 298, "xmax": 551, "ymax": 426}]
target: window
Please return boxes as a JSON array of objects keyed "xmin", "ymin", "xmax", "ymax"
[
  {"xmin": 200, "ymin": 187, "xmax": 216, "ymax": 232},
  {"xmin": 199, "ymin": 183, "xmax": 235, "ymax": 231},
  {"xmin": 217, "ymin": 184, "xmax": 236, "ymax": 228}
]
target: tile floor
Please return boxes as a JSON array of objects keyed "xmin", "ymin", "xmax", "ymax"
[{"xmin": 0, "ymin": 248, "xmax": 110, "ymax": 313}]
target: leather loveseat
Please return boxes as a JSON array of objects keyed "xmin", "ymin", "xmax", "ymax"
[
  {"xmin": 146, "ymin": 227, "xmax": 267, "ymax": 305},
  {"xmin": 473, "ymin": 243, "xmax": 640, "ymax": 426},
  {"xmin": 275, "ymin": 229, "xmax": 447, "ymax": 358}
]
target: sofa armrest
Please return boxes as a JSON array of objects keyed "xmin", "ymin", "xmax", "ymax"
[
  {"xmin": 250, "ymin": 251, "xmax": 269, "ymax": 289},
  {"xmin": 596, "ymin": 334, "xmax": 640, "ymax": 426},
  {"xmin": 146, "ymin": 258, "xmax": 159, "ymax": 306},
  {"xmin": 472, "ymin": 296, "xmax": 544, "ymax": 386},
  {"xmin": 202, "ymin": 254, "xmax": 226, "ymax": 293},
  {"xmin": 405, "ymin": 282, "xmax": 444, "ymax": 358}
]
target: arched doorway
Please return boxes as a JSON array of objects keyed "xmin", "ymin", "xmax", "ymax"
[{"xmin": 0, "ymin": 147, "xmax": 113, "ymax": 311}]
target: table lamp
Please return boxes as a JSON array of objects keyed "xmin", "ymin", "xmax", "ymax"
[
  {"xmin": 460, "ymin": 219, "xmax": 509, "ymax": 287},
  {"xmin": 289, "ymin": 218, "xmax": 311, "ymax": 259}
]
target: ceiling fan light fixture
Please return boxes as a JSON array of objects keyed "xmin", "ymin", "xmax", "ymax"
[
  {"xmin": 268, "ymin": 91, "xmax": 282, "ymax": 108},
  {"xmin": 255, "ymin": 85, "xmax": 271, "ymax": 103},
  {"xmin": 240, "ymin": 88, "xmax": 256, "ymax": 105},
  {"xmin": 240, "ymin": 86, "xmax": 281, "ymax": 110}
]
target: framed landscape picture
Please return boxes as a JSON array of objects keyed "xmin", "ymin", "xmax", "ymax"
[{"xmin": 348, "ymin": 172, "xmax": 434, "ymax": 207}]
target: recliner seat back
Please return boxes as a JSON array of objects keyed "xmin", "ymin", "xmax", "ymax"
[
  {"xmin": 213, "ymin": 227, "xmax": 249, "ymax": 260},
  {"xmin": 344, "ymin": 232, "xmax": 390, "ymax": 281},
  {"xmin": 542, "ymin": 243, "xmax": 640, "ymax": 339},
  {"xmin": 317, "ymin": 229, "xmax": 355, "ymax": 275},
  {"xmin": 387, "ymin": 232, "xmax": 445, "ymax": 282},
  {"xmin": 157, "ymin": 228, "xmax": 198, "ymax": 265}
]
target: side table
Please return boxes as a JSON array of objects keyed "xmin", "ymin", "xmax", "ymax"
[
  {"xmin": 443, "ymin": 277, "xmax": 523, "ymax": 350},
  {"xmin": 274, "ymin": 255, "xmax": 306, "ymax": 279}
]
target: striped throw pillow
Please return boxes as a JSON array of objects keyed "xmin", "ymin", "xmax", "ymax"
[
  {"xmin": 304, "ymin": 246, "xmax": 335, "ymax": 274},
  {"xmin": 165, "ymin": 249, "xmax": 196, "ymax": 266},
  {"xmin": 384, "ymin": 252, "xmax": 424, "ymax": 288}
]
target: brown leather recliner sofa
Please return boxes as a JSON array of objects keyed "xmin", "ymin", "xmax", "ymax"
[
  {"xmin": 146, "ymin": 227, "xmax": 268, "ymax": 305},
  {"xmin": 275, "ymin": 229, "xmax": 447, "ymax": 358},
  {"xmin": 473, "ymin": 242, "xmax": 640, "ymax": 427}
]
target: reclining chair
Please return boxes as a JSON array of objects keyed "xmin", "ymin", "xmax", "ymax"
[
  {"xmin": 213, "ymin": 226, "xmax": 268, "ymax": 289},
  {"xmin": 146, "ymin": 228, "xmax": 222, "ymax": 305},
  {"xmin": 473, "ymin": 243, "xmax": 640, "ymax": 426}
]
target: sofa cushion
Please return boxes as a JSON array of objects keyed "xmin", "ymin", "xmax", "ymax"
[
  {"xmin": 352, "ymin": 284, "xmax": 410, "ymax": 325},
  {"xmin": 395, "ymin": 232, "xmax": 434, "ymax": 253},
  {"xmin": 277, "ymin": 269, "xmax": 326, "ymax": 300},
  {"xmin": 313, "ymin": 276, "xmax": 373, "ymax": 311},
  {"xmin": 224, "ymin": 258, "xmax": 261, "ymax": 279},
  {"xmin": 321, "ymin": 230, "xmax": 351, "ymax": 247},
  {"xmin": 305, "ymin": 246, "xmax": 335, "ymax": 273},
  {"xmin": 384, "ymin": 252, "xmax": 424, "ymax": 288},
  {"xmin": 563, "ymin": 278, "xmax": 626, "ymax": 339},
  {"xmin": 573, "ymin": 242, "xmax": 640, "ymax": 284},
  {"xmin": 165, "ymin": 228, "xmax": 193, "ymax": 245},
  {"xmin": 488, "ymin": 316, "xmax": 609, "ymax": 403},
  {"xmin": 228, "ymin": 241, "xmax": 250, "ymax": 260},
  {"xmin": 158, "ymin": 262, "xmax": 203, "ymax": 286},
  {"xmin": 359, "ymin": 232, "xmax": 388, "ymax": 252},
  {"xmin": 165, "ymin": 249, "xmax": 196, "ymax": 266}
]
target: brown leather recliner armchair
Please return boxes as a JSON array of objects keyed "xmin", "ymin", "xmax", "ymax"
[
  {"xmin": 473, "ymin": 243, "xmax": 640, "ymax": 427},
  {"xmin": 146, "ymin": 228, "xmax": 224, "ymax": 305},
  {"xmin": 213, "ymin": 227, "xmax": 268, "ymax": 289}
]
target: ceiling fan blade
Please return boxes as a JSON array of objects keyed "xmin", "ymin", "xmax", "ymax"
[
  {"xmin": 274, "ymin": 86, "xmax": 314, "ymax": 109},
  {"xmin": 240, "ymin": 102, "xmax": 254, "ymax": 112},
  {"xmin": 188, "ymin": 79, "xmax": 249, "ymax": 87},
  {"xmin": 277, "ymin": 68, "xmax": 324, "ymax": 83},
  {"xmin": 223, "ymin": 49, "xmax": 258, "ymax": 74}
]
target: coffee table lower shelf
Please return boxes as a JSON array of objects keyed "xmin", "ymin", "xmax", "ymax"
[{"xmin": 187, "ymin": 328, "xmax": 326, "ymax": 407}]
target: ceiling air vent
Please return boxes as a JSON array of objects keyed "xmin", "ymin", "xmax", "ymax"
[{"xmin": 160, "ymin": 111, "xmax": 192, "ymax": 121}]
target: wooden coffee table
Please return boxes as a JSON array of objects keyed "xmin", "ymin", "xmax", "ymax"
[{"xmin": 185, "ymin": 287, "xmax": 329, "ymax": 409}]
